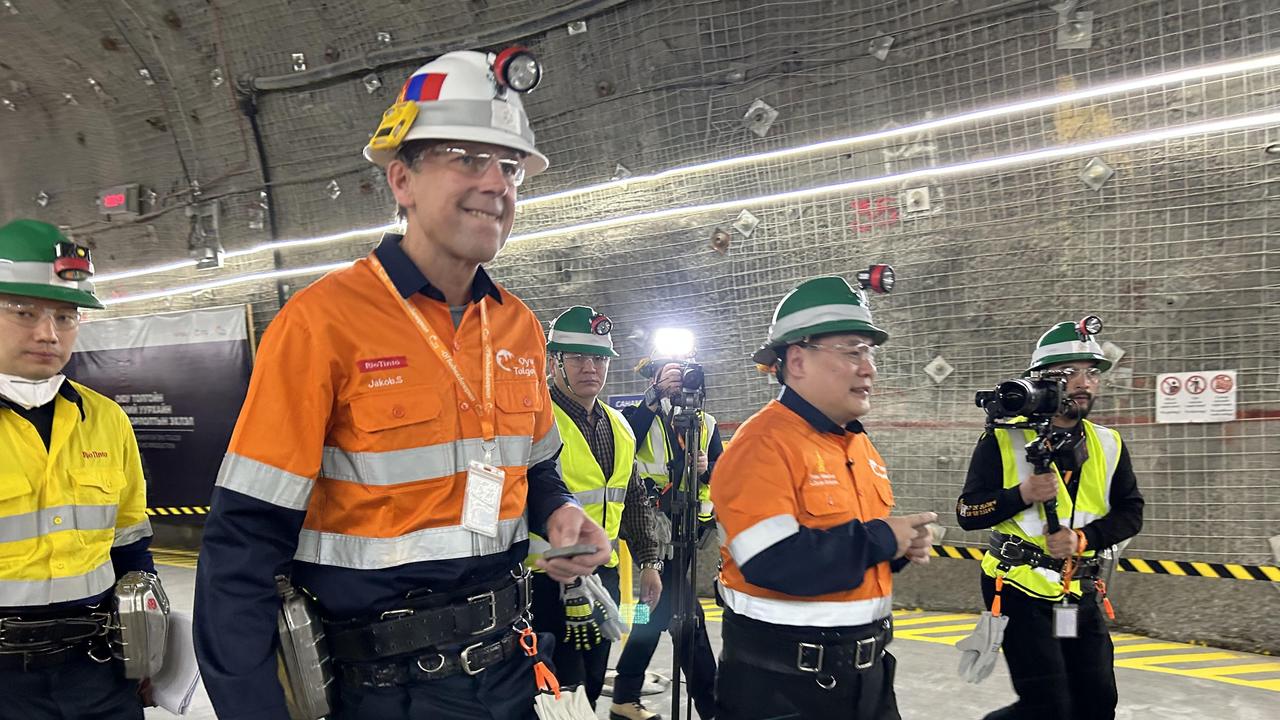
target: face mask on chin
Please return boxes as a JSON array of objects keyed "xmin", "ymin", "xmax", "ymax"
[{"xmin": 0, "ymin": 373, "xmax": 66, "ymax": 410}]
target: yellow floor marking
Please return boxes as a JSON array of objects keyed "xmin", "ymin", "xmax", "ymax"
[
  {"xmin": 1191, "ymin": 662, "xmax": 1280, "ymax": 677},
  {"xmin": 1113, "ymin": 642, "xmax": 1198, "ymax": 654},
  {"xmin": 893, "ymin": 614, "xmax": 977, "ymax": 627},
  {"xmin": 896, "ymin": 623, "xmax": 978, "ymax": 635},
  {"xmin": 1118, "ymin": 652, "xmax": 1240, "ymax": 667}
]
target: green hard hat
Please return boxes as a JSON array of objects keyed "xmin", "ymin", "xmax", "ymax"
[
  {"xmin": 1026, "ymin": 320, "xmax": 1111, "ymax": 375},
  {"xmin": 752, "ymin": 275, "xmax": 887, "ymax": 366},
  {"xmin": 546, "ymin": 305, "xmax": 619, "ymax": 357},
  {"xmin": 0, "ymin": 220, "xmax": 103, "ymax": 309}
]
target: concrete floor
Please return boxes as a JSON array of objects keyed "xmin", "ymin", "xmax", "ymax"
[{"xmin": 147, "ymin": 559, "xmax": 1278, "ymax": 720}]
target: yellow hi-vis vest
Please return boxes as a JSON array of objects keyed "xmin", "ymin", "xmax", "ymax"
[
  {"xmin": 980, "ymin": 418, "xmax": 1121, "ymax": 600},
  {"xmin": 0, "ymin": 381, "xmax": 151, "ymax": 606},
  {"xmin": 634, "ymin": 409, "xmax": 715, "ymax": 517},
  {"xmin": 527, "ymin": 401, "xmax": 635, "ymax": 570}
]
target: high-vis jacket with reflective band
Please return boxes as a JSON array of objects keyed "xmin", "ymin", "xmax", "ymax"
[
  {"xmin": 635, "ymin": 409, "xmax": 715, "ymax": 516},
  {"xmin": 194, "ymin": 236, "xmax": 573, "ymax": 720},
  {"xmin": 980, "ymin": 418, "xmax": 1120, "ymax": 600},
  {"xmin": 713, "ymin": 389, "xmax": 898, "ymax": 628},
  {"xmin": 528, "ymin": 402, "xmax": 634, "ymax": 569},
  {"xmin": 0, "ymin": 382, "xmax": 151, "ymax": 607}
]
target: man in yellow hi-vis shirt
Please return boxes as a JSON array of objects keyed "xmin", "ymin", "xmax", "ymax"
[{"xmin": 0, "ymin": 219, "xmax": 155, "ymax": 720}]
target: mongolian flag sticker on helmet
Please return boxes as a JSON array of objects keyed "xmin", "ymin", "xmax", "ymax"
[{"xmin": 400, "ymin": 73, "xmax": 448, "ymax": 102}]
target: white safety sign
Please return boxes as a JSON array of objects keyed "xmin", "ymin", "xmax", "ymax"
[{"xmin": 1155, "ymin": 369, "xmax": 1237, "ymax": 423}]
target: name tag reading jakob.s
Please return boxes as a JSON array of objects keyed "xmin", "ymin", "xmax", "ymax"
[{"xmin": 463, "ymin": 460, "xmax": 506, "ymax": 538}]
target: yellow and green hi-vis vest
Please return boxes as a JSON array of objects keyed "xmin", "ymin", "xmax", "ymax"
[
  {"xmin": 527, "ymin": 401, "xmax": 635, "ymax": 570},
  {"xmin": 980, "ymin": 418, "xmax": 1121, "ymax": 600}
]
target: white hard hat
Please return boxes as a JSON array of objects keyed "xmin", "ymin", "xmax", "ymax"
[{"xmin": 363, "ymin": 49, "xmax": 549, "ymax": 175}]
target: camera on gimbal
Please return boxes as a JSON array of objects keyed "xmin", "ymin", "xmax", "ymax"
[{"xmin": 974, "ymin": 377, "xmax": 1068, "ymax": 422}]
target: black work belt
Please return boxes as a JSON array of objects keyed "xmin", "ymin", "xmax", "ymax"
[
  {"xmin": 988, "ymin": 532, "xmax": 1101, "ymax": 578},
  {"xmin": 722, "ymin": 611, "xmax": 893, "ymax": 677},
  {"xmin": 338, "ymin": 630, "xmax": 521, "ymax": 688},
  {"xmin": 325, "ymin": 574, "xmax": 530, "ymax": 663},
  {"xmin": 0, "ymin": 614, "xmax": 109, "ymax": 651}
]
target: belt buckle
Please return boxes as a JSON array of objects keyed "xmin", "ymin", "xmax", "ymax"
[
  {"xmin": 854, "ymin": 636, "xmax": 877, "ymax": 670},
  {"xmin": 796, "ymin": 642, "xmax": 824, "ymax": 673},
  {"xmin": 466, "ymin": 591, "xmax": 497, "ymax": 635},
  {"xmin": 459, "ymin": 639, "xmax": 502, "ymax": 676},
  {"xmin": 998, "ymin": 540, "xmax": 1024, "ymax": 561},
  {"xmin": 380, "ymin": 608, "xmax": 414, "ymax": 620}
]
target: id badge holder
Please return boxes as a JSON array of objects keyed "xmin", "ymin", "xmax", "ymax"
[
  {"xmin": 462, "ymin": 460, "xmax": 505, "ymax": 538},
  {"xmin": 1052, "ymin": 602, "xmax": 1079, "ymax": 639}
]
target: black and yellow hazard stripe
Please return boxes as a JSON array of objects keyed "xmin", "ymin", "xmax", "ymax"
[
  {"xmin": 929, "ymin": 544, "xmax": 1280, "ymax": 581},
  {"xmin": 145, "ymin": 506, "xmax": 210, "ymax": 516}
]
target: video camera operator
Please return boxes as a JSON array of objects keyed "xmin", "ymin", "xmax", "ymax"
[
  {"xmin": 956, "ymin": 318, "xmax": 1144, "ymax": 720},
  {"xmin": 610, "ymin": 336, "xmax": 721, "ymax": 720}
]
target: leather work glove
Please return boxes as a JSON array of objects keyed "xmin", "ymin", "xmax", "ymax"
[
  {"xmin": 653, "ymin": 512, "xmax": 674, "ymax": 560},
  {"xmin": 580, "ymin": 574, "xmax": 625, "ymax": 642},
  {"xmin": 561, "ymin": 579, "xmax": 602, "ymax": 650},
  {"xmin": 956, "ymin": 611, "xmax": 1009, "ymax": 684}
]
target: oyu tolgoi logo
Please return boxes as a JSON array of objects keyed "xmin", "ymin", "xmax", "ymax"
[
  {"xmin": 81, "ymin": 450, "xmax": 109, "ymax": 460},
  {"xmin": 496, "ymin": 349, "xmax": 537, "ymax": 377}
]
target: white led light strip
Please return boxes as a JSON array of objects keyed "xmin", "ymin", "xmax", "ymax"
[
  {"xmin": 92, "ymin": 53, "xmax": 1280, "ymax": 288},
  {"xmin": 100, "ymin": 110, "xmax": 1280, "ymax": 307}
]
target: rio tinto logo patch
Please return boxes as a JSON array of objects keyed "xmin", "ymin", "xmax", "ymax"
[
  {"xmin": 357, "ymin": 356, "xmax": 408, "ymax": 373},
  {"xmin": 496, "ymin": 349, "xmax": 537, "ymax": 377}
]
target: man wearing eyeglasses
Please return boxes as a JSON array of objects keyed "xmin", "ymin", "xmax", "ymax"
[
  {"xmin": 524, "ymin": 306, "xmax": 662, "ymax": 709},
  {"xmin": 0, "ymin": 219, "xmax": 155, "ymax": 719},
  {"xmin": 956, "ymin": 321, "xmax": 1144, "ymax": 720},
  {"xmin": 194, "ymin": 50, "xmax": 612, "ymax": 720},
  {"xmin": 712, "ymin": 276, "xmax": 936, "ymax": 720}
]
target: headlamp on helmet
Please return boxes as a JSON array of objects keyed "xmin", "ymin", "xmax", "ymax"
[
  {"xmin": 856, "ymin": 263, "xmax": 895, "ymax": 294},
  {"xmin": 1077, "ymin": 315, "xmax": 1103, "ymax": 339},
  {"xmin": 493, "ymin": 46, "xmax": 542, "ymax": 93},
  {"xmin": 54, "ymin": 241, "xmax": 94, "ymax": 281}
]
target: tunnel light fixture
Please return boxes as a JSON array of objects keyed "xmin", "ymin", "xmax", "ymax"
[
  {"xmin": 519, "ymin": 52, "xmax": 1280, "ymax": 207},
  {"xmin": 98, "ymin": 110, "xmax": 1280, "ymax": 308}
]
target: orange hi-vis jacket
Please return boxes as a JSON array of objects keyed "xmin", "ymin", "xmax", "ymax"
[
  {"xmin": 713, "ymin": 387, "xmax": 899, "ymax": 628},
  {"xmin": 194, "ymin": 236, "xmax": 577, "ymax": 718},
  {"xmin": 214, "ymin": 251, "xmax": 561, "ymax": 577}
]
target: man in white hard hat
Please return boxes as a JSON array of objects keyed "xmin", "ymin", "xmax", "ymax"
[{"xmin": 194, "ymin": 49, "xmax": 611, "ymax": 720}]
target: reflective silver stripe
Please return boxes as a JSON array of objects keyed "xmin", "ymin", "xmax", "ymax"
[
  {"xmin": 0, "ymin": 260, "xmax": 95, "ymax": 292},
  {"xmin": 636, "ymin": 421, "xmax": 668, "ymax": 477},
  {"xmin": 216, "ymin": 453, "xmax": 314, "ymax": 511},
  {"xmin": 720, "ymin": 585, "xmax": 892, "ymax": 627},
  {"xmin": 113, "ymin": 517, "xmax": 152, "ymax": 546},
  {"xmin": 1031, "ymin": 339, "xmax": 1104, "ymax": 366},
  {"xmin": 294, "ymin": 516, "xmax": 528, "ymax": 570},
  {"xmin": 530, "ymin": 423, "xmax": 562, "ymax": 467},
  {"xmin": 1094, "ymin": 424, "xmax": 1120, "ymax": 516},
  {"xmin": 572, "ymin": 487, "xmax": 628, "ymax": 507},
  {"xmin": 547, "ymin": 329, "xmax": 613, "ymax": 350},
  {"xmin": 768, "ymin": 303, "xmax": 873, "ymax": 340},
  {"xmin": 0, "ymin": 504, "xmax": 118, "ymax": 544},
  {"xmin": 321, "ymin": 435, "xmax": 532, "ymax": 486},
  {"xmin": 728, "ymin": 514, "xmax": 800, "ymax": 567},
  {"xmin": 0, "ymin": 560, "xmax": 115, "ymax": 606}
]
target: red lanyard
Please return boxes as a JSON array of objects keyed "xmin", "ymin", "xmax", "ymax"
[{"xmin": 368, "ymin": 255, "xmax": 495, "ymax": 443}]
